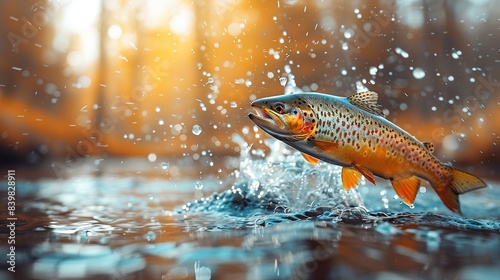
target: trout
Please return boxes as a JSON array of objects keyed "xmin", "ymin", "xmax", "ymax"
[{"xmin": 248, "ymin": 91, "xmax": 486, "ymax": 214}]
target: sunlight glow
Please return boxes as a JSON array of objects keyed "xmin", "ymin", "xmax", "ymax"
[
  {"xmin": 56, "ymin": 0, "xmax": 101, "ymax": 68},
  {"xmin": 108, "ymin": 25, "xmax": 123, "ymax": 39},
  {"xmin": 61, "ymin": 0, "xmax": 101, "ymax": 32},
  {"xmin": 169, "ymin": 7, "xmax": 194, "ymax": 36}
]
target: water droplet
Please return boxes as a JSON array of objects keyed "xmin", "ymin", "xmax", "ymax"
[
  {"xmin": 451, "ymin": 50, "xmax": 462, "ymax": 59},
  {"xmin": 192, "ymin": 125, "xmax": 202, "ymax": 135},
  {"xmin": 144, "ymin": 231, "xmax": 156, "ymax": 241},
  {"xmin": 395, "ymin": 47, "xmax": 409, "ymax": 58},
  {"xmin": 148, "ymin": 194, "xmax": 154, "ymax": 200},
  {"xmin": 148, "ymin": 153, "xmax": 157, "ymax": 162},
  {"xmin": 162, "ymin": 162, "xmax": 169, "ymax": 170},
  {"xmin": 195, "ymin": 181, "xmax": 204, "ymax": 190},
  {"xmin": 413, "ymin": 67, "xmax": 426, "ymax": 79},
  {"xmin": 250, "ymin": 180, "xmax": 260, "ymax": 191},
  {"xmin": 279, "ymin": 77, "xmax": 287, "ymax": 86},
  {"xmin": 369, "ymin": 66, "xmax": 378, "ymax": 76},
  {"xmin": 355, "ymin": 81, "xmax": 368, "ymax": 92},
  {"xmin": 230, "ymin": 101, "xmax": 237, "ymax": 108},
  {"xmin": 344, "ymin": 29, "xmax": 354, "ymax": 39},
  {"xmin": 255, "ymin": 218, "xmax": 265, "ymax": 226}
]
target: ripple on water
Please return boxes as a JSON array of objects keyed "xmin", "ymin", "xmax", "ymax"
[
  {"xmin": 7, "ymin": 160, "xmax": 499, "ymax": 280},
  {"xmin": 30, "ymin": 243, "xmax": 146, "ymax": 278},
  {"xmin": 177, "ymin": 137, "xmax": 500, "ymax": 235},
  {"xmin": 178, "ymin": 137, "xmax": 364, "ymax": 216}
]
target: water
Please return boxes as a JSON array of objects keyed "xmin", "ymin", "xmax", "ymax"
[
  {"xmin": 1, "ymin": 73, "xmax": 499, "ymax": 280},
  {"xmin": 1, "ymin": 135, "xmax": 499, "ymax": 280}
]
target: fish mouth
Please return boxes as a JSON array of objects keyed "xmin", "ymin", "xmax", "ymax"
[
  {"xmin": 248, "ymin": 106, "xmax": 284, "ymax": 128},
  {"xmin": 248, "ymin": 103, "xmax": 306, "ymax": 142}
]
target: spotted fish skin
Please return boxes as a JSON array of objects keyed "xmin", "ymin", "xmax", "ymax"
[
  {"xmin": 248, "ymin": 91, "xmax": 486, "ymax": 214},
  {"xmin": 302, "ymin": 93, "xmax": 443, "ymax": 180}
]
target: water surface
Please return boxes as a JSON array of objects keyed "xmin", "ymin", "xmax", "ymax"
[{"xmin": 1, "ymin": 140, "xmax": 499, "ymax": 280}]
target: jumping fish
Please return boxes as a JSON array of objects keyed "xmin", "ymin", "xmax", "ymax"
[{"xmin": 248, "ymin": 91, "xmax": 486, "ymax": 214}]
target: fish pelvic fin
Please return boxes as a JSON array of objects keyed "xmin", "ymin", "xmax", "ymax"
[
  {"xmin": 391, "ymin": 176, "xmax": 420, "ymax": 206},
  {"xmin": 433, "ymin": 167, "xmax": 487, "ymax": 215},
  {"xmin": 341, "ymin": 167, "xmax": 362, "ymax": 191},
  {"xmin": 352, "ymin": 164, "xmax": 376, "ymax": 185},
  {"xmin": 302, "ymin": 153, "xmax": 319, "ymax": 165}
]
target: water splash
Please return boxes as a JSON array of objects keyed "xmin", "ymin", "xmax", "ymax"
[
  {"xmin": 177, "ymin": 67, "xmax": 499, "ymax": 233},
  {"xmin": 283, "ymin": 63, "xmax": 303, "ymax": 94},
  {"xmin": 178, "ymin": 133, "xmax": 364, "ymax": 217},
  {"xmin": 179, "ymin": 69, "xmax": 363, "ymax": 217}
]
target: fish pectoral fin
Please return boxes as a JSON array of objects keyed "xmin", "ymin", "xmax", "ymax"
[
  {"xmin": 302, "ymin": 153, "xmax": 319, "ymax": 165},
  {"xmin": 391, "ymin": 176, "xmax": 420, "ymax": 205},
  {"xmin": 341, "ymin": 167, "xmax": 362, "ymax": 191},
  {"xmin": 347, "ymin": 91, "xmax": 385, "ymax": 117},
  {"xmin": 352, "ymin": 164, "xmax": 376, "ymax": 185},
  {"xmin": 307, "ymin": 139, "xmax": 339, "ymax": 153},
  {"xmin": 423, "ymin": 142, "xmax": 435, "ymax": 153}
]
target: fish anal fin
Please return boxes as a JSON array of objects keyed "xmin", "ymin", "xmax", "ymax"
[
  {"xmin": 341, "ymin": 167, "xmax": 362, "ymax": 191},
  {"xmin": 352, "ymin": 163, "xmax": 376, "ymax": 185},
  {"xmin": 391, "ymin": 176, "xmax": 420, "ymax": 205},
  {"xmin": 347, "ymin": 91, "xmax": 385, "ymax": 117},
  {"xmin": 423, "ymin": 142, "xmax": 435, "ymax": 153},
  {"xmin": 302, "ymin": 153, "xmax": 319, "ymax": 165}
]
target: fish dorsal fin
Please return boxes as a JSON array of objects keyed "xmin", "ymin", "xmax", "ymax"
[
  {"xmin": 423, "ymin": 142, "xmax": 434, "ymax": 153},
  {"xmin": 302, "ymin": 153, "xmax": 319, "ymax": 165},
  {"xmin": 341, "ymin": 167, "xmax": 362, "ymax": 191},
  {"xmin": 391, "ymin": 176, "xmax": 421, "ymax": 205},
  {"xmin": 347, "ymin": 91, "xmax": 385, "ymax": 117},
  {"xmin": 352, "ymin": 163, "xmax": 376, "ymax": 185}
]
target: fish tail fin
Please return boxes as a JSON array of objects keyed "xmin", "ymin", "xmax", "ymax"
[{"xmin": 433, "ymin": 167, "xmax": 486, "ymax": 215}]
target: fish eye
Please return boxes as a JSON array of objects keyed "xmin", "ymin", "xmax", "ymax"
[{"xmin": 273, "ymin": 103, "xmax": 285, "ymax": 114}]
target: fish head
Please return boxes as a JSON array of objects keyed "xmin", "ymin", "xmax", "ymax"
[{"xmin": 248, "ymin": 94, "xmax": 317, "ymax": 142}]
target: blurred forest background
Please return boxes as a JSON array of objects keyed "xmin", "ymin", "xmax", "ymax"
[{"xmin": 0, "ymin": 0, "xmax": 498, "ymax": 178}]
